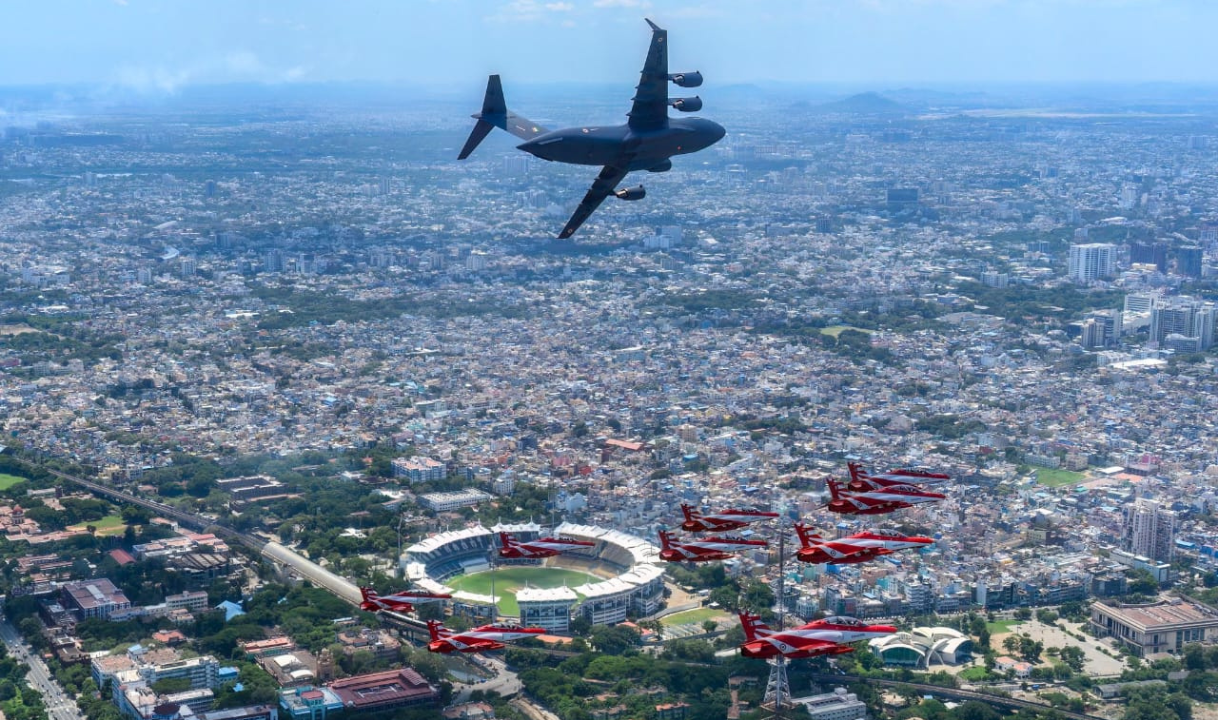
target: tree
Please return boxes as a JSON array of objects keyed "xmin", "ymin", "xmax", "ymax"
[
  {"xmin": 589, "ymin": 624, "xmax": 641, "ymax": 655},
  {"xmin": 1127, "ymin": 568, "xmax": 1159, "ymax": 595},
  {"xmin": 1060, "ymin": 645, "xmax": 1086, "ymax": 672}
]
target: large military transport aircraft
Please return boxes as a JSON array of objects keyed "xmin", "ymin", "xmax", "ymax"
[{"xmin": 459, "ymin": 18, "xmax": 725, "ymax": 238}]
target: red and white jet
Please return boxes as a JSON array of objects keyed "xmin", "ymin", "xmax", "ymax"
[
  {"xmin": 679, "ymin": 504, "xmax": 780, "ymax": 533},
  {"xmin": 426, "ymin": 620, "xmax": 547, "ymax": 653},
  {"xmin": 658, "ymin": 530, "xmax": 768, "ymax": 563},
  {"xmin": 359, "ymin": 586, "xmax": 451, "ymax": 614},
  {"xmin": 825, "ymin": 477, "xmax": 945, "ymax": 516},
  {"xmin": 737, "ymin": 611, "xmax": 896, "ymax": 660},
  {"xmin": 846, "ymin": 462, "xmax": 949, "ymax": 493},
  {"xmin": 497, "ymin": 532, "xmax": 597, "ymax": 559},
  {"xmin": 793, "ymin": 523, "xmax": 934, "ymax": 565}
]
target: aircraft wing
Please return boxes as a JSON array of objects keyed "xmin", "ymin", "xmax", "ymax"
[
  {"xmin": 627, "ymin": 19, "xmax": 669, "ymax": 132},
  {"xmin": 765, "ymin": 635, "xmax": 841, "ymax": 657},
  {"xmin": 558, "ymin": 162, "xmax": 631, "ymax": 239}
]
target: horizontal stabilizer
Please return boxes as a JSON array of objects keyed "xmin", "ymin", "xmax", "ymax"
[{"xmin": 458, "ymin": 75, "xmax": 549, "ymax": 160}]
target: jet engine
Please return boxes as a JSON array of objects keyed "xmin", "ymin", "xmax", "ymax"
[
  {"xmin": 648, "ymin": 160, "xmax": 672, "ymax": 172},
  {"xmin": 614, "ymin": 186, "xmax": 646, "ymax": 200},
  {"xmin": 668, "ymin": 71, "xmax": 703, "ymax": 88},
  {"xmin": 669, "ymin": 97, "xmax": 703, "ymax": 112}
]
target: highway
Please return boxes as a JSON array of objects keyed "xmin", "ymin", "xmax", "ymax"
[{"xmin": 0, "ymin": 619, "xmax": 85, "ymax": 720}]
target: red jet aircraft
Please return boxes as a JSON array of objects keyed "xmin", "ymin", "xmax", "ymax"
[
  {"xmin": 793, "ymin": 523, "xmax": 934, "ymax": 565},
  {"xmin": 824, "ymin": 477, "xmax": 945, "ymax": 516},
  {"xmin": 497, "ymin": 532, "xmax": 597, "ymax": 559},
  {"xmin": 679, "ymin": 504, "xmax": 780, "ymax": 533},
  {"xmin": 657, "ymin": 530, "xmax": 768, "ymax": 563},
  {"xmin": 426, "ymin": 620, "xmax": 547, "ymax": 653},
  {"xmin": 737, "ymin": 611, "xmax": 896, "ymax": 659},
  {"xmin": 359, "ymin": 587, "xmax": 452, "ymax": 614},
  {"xmin": 846, "ymin": 462, "xmax": 950, "ymax": 493}
]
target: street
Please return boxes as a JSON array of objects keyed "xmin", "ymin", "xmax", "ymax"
[{"xmin": 0, "ymin": 619, "xmax": 85, "ymax": 720}]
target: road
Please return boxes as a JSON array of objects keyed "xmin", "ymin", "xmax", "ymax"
[
  {"xmin": 452, "ymin": 656, "xmax": 522, "ymax": 703},
  {"xmin": 0, "ymin": 619, "xmax": 85, "ymax": 720}
]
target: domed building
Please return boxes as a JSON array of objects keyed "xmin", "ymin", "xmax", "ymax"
[{"xmin": 868, "ymin": 626, "xmax": 973, "ymax": 668}]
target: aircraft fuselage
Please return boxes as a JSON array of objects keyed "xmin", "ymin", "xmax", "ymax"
[{"xmin": 517, "ymin": 118, "xmax": 725, "ymax": 170}]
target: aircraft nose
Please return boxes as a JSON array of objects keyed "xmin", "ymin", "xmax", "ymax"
[
  {"xmin": 872, "ymin": 625, "xmax": 898, "ymax": 634},
  {"xmin": 708, "ymin": 120, "xmax": 726, "ymax": 143}
]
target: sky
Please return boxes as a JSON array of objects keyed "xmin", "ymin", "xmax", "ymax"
[{"xmin": 2, "ymin": 0, "xmax": 1218, "ymax": 94}]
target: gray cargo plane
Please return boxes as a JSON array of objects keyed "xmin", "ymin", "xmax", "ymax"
[{"xmin": 459, "ymin": 18, "xmax": 725, "ymax": 239}]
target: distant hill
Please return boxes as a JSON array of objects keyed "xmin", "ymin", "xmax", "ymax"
[{"xmin": 806, "ymin": 91, "xmax": 907, "ymax": 116}]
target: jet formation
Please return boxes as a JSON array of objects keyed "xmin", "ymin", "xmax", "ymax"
[
  {"xmin": 657, "ymin": 462, "xmax": 948, "ymax": 661},
  {"xmin": 459, "ymin": 18, "xmax": 725, "ymax": 239}
]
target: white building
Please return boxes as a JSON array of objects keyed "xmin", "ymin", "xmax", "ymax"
[
  {"xmin": 1068, "ymin": 243, "xmax": 1116, "ymax": 282},
  {"xmin": 517, "ymin": 587, "xmax": 577, "ymax": 634},
  {"xmin": 1123, "ymin": 498, "xmax": 1177, "ymax": 563},
  {"xmin": 793, "ymin": 688, "xmax": 867, "ymax": 720},
  {"xmin": 417, "ymin": 489, "xmax": 492, "ymax": 512}
]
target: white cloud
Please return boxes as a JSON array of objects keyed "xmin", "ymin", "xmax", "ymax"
[
  {"xmin": 546, "ymin": 2, "xmax": 575, "ymax": 10},
  {"xmin": 593, "ymin": 0, "xmax": 651, "ymax": 7},
  {"xmin": 110, "ymin": 51, "xmax": 310, "ymax": 94}
]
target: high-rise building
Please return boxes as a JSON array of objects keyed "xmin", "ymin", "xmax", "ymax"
[
  {"xmin": 264, "ymin": 249, "xmax": 285, "ymax": 273},
  {"xmin": 1130, "ymin": 241, "xmax": 1168, "ymax": 273},
  {"xmin": 1068, "ymin": 243, "xmax": 1116, "ymax": 282},
  {"xmin": 1178, "ymin": 246, "xmax": 1204, "ymax": 277},
  {"xmin": 1123, "ymin": 498, "xmax": 1177, "ymax": 563},
  {"xmin": 1150, "ymin": 297, "xmax": 1217, "ymax": 350}
]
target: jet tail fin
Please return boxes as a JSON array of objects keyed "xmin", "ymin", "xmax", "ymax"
[
  {"xmin": 738, "ymin": 612, "xmax": 770, "ymax": 641},
  {"xmin": 458, "ymin": 75, "xmax": 550, "ymax": 159},
  {"xmin": 794, "ymin": 523, "xmax": 821, "ymax": 548},
  {"xmin": 360, "ymin": 587, "xmax": 374, "ymax": 601},
  {"xmin": 658, "ymin": 530, "xmax": 674, "ymax": 550},
  {"xmin": 427, "ymin": 620, "xmax": 448, "ymax": 642},
  {"xmin": 680, "ymin": 504, "xmax": 697, "ymax": 523},
  {"xmin": 499, "ymin": 532, "xmax": 514, "ymax": 548}
]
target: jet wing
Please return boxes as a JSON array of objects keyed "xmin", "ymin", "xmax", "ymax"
[
  {"xmin": 627, "ymin": 19, "xmax": 669, "ymax": 132},
  {"xmin": 764, "ymin": 635, "xmax": 842, "ymax": 657},
  {"xmin": 558, "ymin": 162, "xmax": 631, "ymax": 239}
]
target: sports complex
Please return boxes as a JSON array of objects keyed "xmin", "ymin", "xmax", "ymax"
[{"xmin": 402, "ymin": 522, "xmax": 665, "ymax": 632}]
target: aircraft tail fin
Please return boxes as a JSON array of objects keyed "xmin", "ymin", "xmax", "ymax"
[
  {"xmin": 658, "ymin": 530, "xmax": 675, "ymax": 550},
  {"xmin": 499, "ymin": 532, "xmax": 514, "ymax": 549},
  {"xmin": 793, "ymin": 523, "xmax": 821, "ymax": 548},
  {"xmin": 360, "ymin": 587, "xmax": 375, "ymax": 602},
  {"xmin": 427, "ymin": 620, "xmax": 448, "ymax": 642},
  {"xmin": 827, "ymin": 477, "xmax": 843, "ymax": 500},
  {"xmin": 459, "ymin": 75, "xmax": 550, "ymax": 159},
  {"xmin": 680, "ymin": 504, "xmax": 697, "ymax": 523},
  {"xmin": 847, "ymin": 462, "xmax": 865, "ymax": 484},
  {"xmin": 738, "ymin": 612, "xmax": 771, "ymax": 641}
]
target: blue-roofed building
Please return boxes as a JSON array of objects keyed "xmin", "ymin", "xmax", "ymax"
[{"xmin": 217, "ymin": 601, "xmax": 245, "ymax": 621}]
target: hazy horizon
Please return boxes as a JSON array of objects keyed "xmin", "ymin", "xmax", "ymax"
[{"xmin": 3, "ymin": 0, "xmax": 1217, "ymax": 96}]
